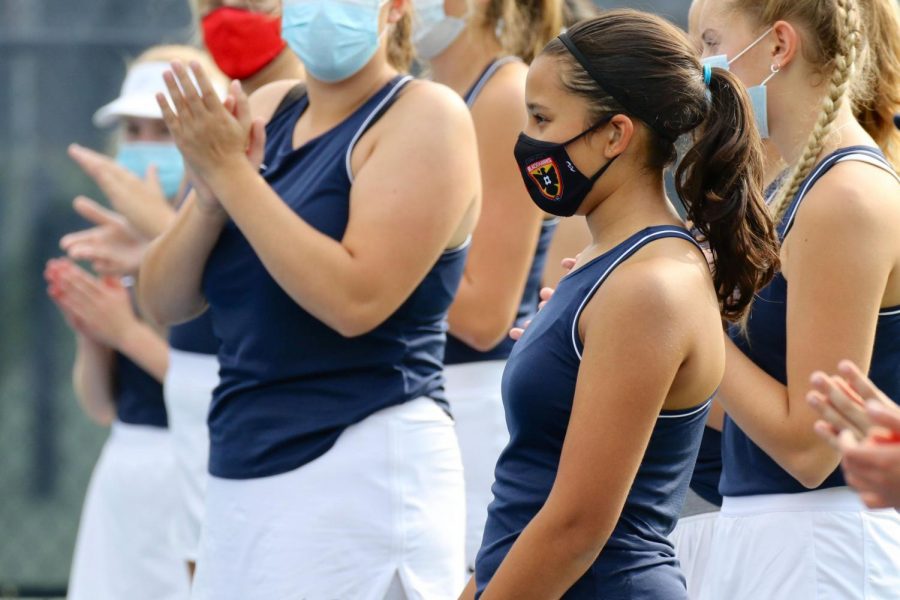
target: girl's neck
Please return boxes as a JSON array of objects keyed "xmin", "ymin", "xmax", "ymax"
[
  {"xmin": 430, "ymin": 25, "xmax": 504, "ymax": 96},
  {"xmin": 583, "ymin": 171, "xmax": 682, "ymax": 255},
  {"xmin": 771, "ymin": 85, "xmax": 866, "ymax": 166},
  {"xmin": 302, "ymin": 54, "xmax": 397, "ymax": 130},
  {"xmin": 241, "ymin": 48, "xmax": 305, "ymax": 95}
]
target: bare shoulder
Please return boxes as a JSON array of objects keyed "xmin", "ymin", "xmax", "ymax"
[
  {"xmin": 248, "ymin": 79, "xmax": 305, "ymax": 123},
  {"xmin": 385, "ymin": 79, "xmax": 471, "ymax": 128},
  {"xmin": 586, "ymin": 241, "xmax": 710, "ymax": 332},
  {"xmin": 795, "ymin": 160, "xmax": 900, "ymax": 237},
  {"xmin": 470, "ymin": 61, "xmax": 528, "ymax": 130}
]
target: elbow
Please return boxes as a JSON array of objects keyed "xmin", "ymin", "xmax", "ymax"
[
  {"xmin": 450, "ymin": 313, "xmax": 516, "ymax": 352},
  {"xmin": 545, "ymin": 506, "xmax": 613, "ymax": 563},
  {"xmin": 323, "ymin": 303, "xmax": 386, "ymax": 339},
  {"xmin": 781, "ymin": 445, "xmax": 841, "ymax": 490}
]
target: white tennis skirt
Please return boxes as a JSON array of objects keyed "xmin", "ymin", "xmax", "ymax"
[
  {"xmin": 669, "ymin": 503, "xmax": 719, "ymax": 600},
  {"xmin": 191, "ymin": 397, "xmax": 466, "ymax": 600},
  {"xmin": 163, "ymin": 348, "xmax": 218, "ymax": 562},
  {"xmin": 68, "ymin": 422, "xmax": 190, "ymax": 600},
  {"xmin": 699, "ymin": 487, "xmax": 900, "ymax": 600},
  {"xmin": 446, "ymin": 360, "xmax": 509, "ymax": 572}
]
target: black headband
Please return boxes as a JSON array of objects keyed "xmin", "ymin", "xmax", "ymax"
[{"xmin": 558, "ymin": 32, "xmax": 674, "ymax": 141}]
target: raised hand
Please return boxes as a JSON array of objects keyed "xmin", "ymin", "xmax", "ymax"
[
  {"xmin": 48, "ymin": 259, "xmax": 140, "ymax": 350},
  {"xmin": 68, "ymin": 143, "xmax": 176, "ymax": 238},
  {"xmin": 60, "ymin": 197, "xmax": 148, "ymax": 276},
  {"xmin": 156, "ymin": 62, "xmax": 253, "ymax": 181}
]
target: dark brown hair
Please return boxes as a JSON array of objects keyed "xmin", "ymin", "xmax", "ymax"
[{"xmin": 545, "ymin": 10, "xmax": 779, "ymax": 321}]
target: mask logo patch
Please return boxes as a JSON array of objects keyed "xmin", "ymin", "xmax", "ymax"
[{"xmin": 526, "ymin": 157, "xmax": 563, "ymax": 200}]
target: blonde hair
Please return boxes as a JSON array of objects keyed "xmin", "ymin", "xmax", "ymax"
[
  {"xmin": 732, "ymin": 0, "xmax": 864, "ymax": 222},
  {"xmin": 854, "ymin": 0, "xmax": 900, "ymax": 169},
  {"xmin": 134, "ymin": 44, "xmax": 226, "ymax": 85},
  {"xmin": 480, "ymin": 0, "xmax": 565, "ymax": 63},
  {"xmin": 388, "ymin": 8, "xmax": 415, "ymax": 72}
]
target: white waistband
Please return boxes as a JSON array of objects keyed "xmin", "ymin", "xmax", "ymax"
[
  {"xmin": 444, "ymin": 360, "xmax": 506, "ymax": 390},
  {"xmin": 169, "ymin": 347, "xmax": 219, "ymax": 365},
  {"xmin": 110, "ymin": 420, "xmax": 171, "ymax": 444},
  {"xmin": 721, "ymin": 487, "xmax": 870, "ymax": 515}
]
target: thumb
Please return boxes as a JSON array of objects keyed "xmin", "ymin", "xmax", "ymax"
[
  {"xmin": 248, "ymin": 118, "xmax": 267, "ymax": 169},
  {"xmin": 73, "ymin": 196, "xmax": 119, "ymax": 226}
]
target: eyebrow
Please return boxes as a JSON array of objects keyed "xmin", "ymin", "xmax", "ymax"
[{"xmin": 526, "ymin": 102, "xmax": 550, "ymax": 113}]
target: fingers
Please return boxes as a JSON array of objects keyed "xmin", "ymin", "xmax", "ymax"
[
  {"xmin": 509, "ymin": 327, "xmax": 524, "ymax": 341},
  {"xmin": 809, "ymin": 371, "xmax": 870, "ymax": 437},
  {"xmin": 68, "ymin": 144, "xmax": 110, "ymax": 178},
  {"xmin": 156, "ymin": 90, "xmax": 181, "ymax": 138},
  {"xmin": 806, "ymin": 388, "xmax": 864, "ymax": 441},
  {"xmin": 539, "ymin": 287, "xmax": 555, "ymax": 302},
  {"xmin": 248, "ymin": 118, "xmax": 267, "ymax": 170},
  {"xmin": 837, "ymin": 360, "xmax": 892, "ymax": 407},
  {"xmin": 561, "ymin": 257, "xmax": 577, "ymax": 271},
  {"xmin": 73, "ymin": 196, "xmax": 121, "ymax": 227},
  {"xmin": 813, "ymin": 419, "xmax": 842, "ymax": 450},
  {"xmin": 232, "ymin": 80, "xmax": 252, "ymax": 131},
  {"xmin": 866, "ymin": 401, "xmax": 900, "ymax": 437},
  {"xmin": 190, "ymin": 60, "xmax": 223, "ymax": 111},
  {"xmin": 171, "ymin": 61, "xmax": 204, "ymax": 114}
]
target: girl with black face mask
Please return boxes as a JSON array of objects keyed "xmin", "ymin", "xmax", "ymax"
[{"xmin": 462, "ymin": 10, "xmax": 779, "ymax": 599}]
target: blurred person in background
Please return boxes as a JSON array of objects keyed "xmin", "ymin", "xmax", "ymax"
[
  {"xmin": 45, "ymin": 45, "xmax": 204, "ymax": 600},
  {"xmin": 61, "ymin": 30, "xmax": 295, "ymax": 578},
  {"xmin": 191, "ymin": 0, "xmax": 305, "ymax": 94},
  {"xmin": 62, "ymin": 44, "xmax": 227, "ymax": 580},
  {"xmin": 412, "ymin": 0, "xmax": 565, "ymax": 573},
  {"xmin": 139, "ymin": 0, "xmax": 480, "ymax": 597},
  {"xmin": 691, "ymin": 0, "xmax": 900, "ymax": 597}
]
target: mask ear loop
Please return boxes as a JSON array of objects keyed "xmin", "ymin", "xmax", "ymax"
[
  {"xmin": 761, "ymin": 63, "xmax": 780, "ymax": 87},
  {"xmin": 729, "ymin": 26, "xmax": 775, "ymax": 66}
]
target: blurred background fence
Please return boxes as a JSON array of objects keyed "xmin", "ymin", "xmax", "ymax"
[{"xmin": 0, "ymin": 1, "xmax": 687, "ymax": 597}]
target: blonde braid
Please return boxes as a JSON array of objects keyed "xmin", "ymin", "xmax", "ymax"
[{"xmin": 769, "ymin": 0, "xmax": 863, "ymax": 223}]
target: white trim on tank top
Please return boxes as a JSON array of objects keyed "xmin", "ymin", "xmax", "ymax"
[{"xmin": 345, "ymin": 75, "xmax": 415, "ymax": 184}]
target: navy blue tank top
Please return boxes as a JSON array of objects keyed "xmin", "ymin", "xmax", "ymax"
[
  {"xmin": 167, "ymin": 310, "xmax": 219, "ymax": 355},
  {"xmin": 202, "ymin": 76, "xmax": 470, "ymax": 479},
  {"xmin": 476, "ymin": 226, "xmax": 712, "ymax": 599},
  {"xmin": 722, "ymin": 146, "xmax": 900, "ymax": 497},
  {"xmin": 445, "ymin": 57, "xmax": 559, "ymax": 365},
  {"xmin": 114, "ymin": 353, "xmax": 167, "ymax": 427}
]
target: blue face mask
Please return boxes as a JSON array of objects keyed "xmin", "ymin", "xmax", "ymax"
[
  {"xmin": 115, "ymin": 142, "xmax": 185, "ymax": 199},
  {"xmin": 412, "ymin": 0, "xmax": 466, "ymax": 60},
  {"xmin": 282, "ymin": 0, "xmax": 387, "ymax": 83},
  {"xmin": 702, "ymin": 27, "xmax": 778, "ymax": 138}
]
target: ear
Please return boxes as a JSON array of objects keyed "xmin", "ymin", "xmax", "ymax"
[
  {"xmin": 770, "ymin": 20, "xmax": 800, "ymax": 70},
  {"xmin": 602, "ymin": 114, "xmax": 635, "ymax": 159}
]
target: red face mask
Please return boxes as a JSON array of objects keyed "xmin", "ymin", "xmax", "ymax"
[{"xmin": 202, "ymin": 7, "xmax": 287, "ymax": 80}]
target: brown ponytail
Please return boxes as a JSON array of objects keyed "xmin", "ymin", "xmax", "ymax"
[
  {"xmin": 676, "ymin": 68, "xmax": 780, "ymax": 320},
  {"xmin": 544, "ymin": 11, "xmax": 779, "ymax": 321}
]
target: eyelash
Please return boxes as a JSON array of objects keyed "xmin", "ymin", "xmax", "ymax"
[{"xmin": 532, "ymin": 114, "xmax": 548, "ymax": 125}]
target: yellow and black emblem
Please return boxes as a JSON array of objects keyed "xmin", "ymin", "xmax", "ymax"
[{"xmin": 526, "ymin": 157, "xmax": 563, "ymax": 201}]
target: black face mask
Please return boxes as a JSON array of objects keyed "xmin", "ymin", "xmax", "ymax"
[{"xmin": 513, "ymin": 117, "xmax": 618, "ymax": 217}]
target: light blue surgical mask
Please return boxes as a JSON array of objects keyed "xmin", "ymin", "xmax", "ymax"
[
  {"xmin": 115, "ymin": 142, "xmax": 185, "ymax": 199},
  {"xmin": 413, "ymin": 0, "xmax": 466, "ymax": 60},
  {"xmin": 282, "ymin": 0, "xmax": 387, "ymax": 83},
  {"xmin": 702, "ymin": 27, "xmax": 778, "ymax": 138}
]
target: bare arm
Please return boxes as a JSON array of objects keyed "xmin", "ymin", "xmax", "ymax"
[
  {"xmin": 447, "ymin": 65, "xmax": 545, "ymax": 351},
  {"xmin": 481, "ymin": 265, "xmax": 689, "ymax": 597},
  {"xmin": 158, "ymin": 64, "xmax": 479, "ymax": 337},
  {"xmin": 717, "ymin": 166, "xmax": 897, "ymax": 488},
  {"xmin": 72, "ymin": 334, "xmax": 117, "ymax": 426}
]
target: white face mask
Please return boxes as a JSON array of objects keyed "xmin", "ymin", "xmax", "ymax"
[
  {"xmin": 702, "ymin": 27, "xmax": 778, "ymax": 138},
  {"xmin": 412, "ymin": 0, "xmax": 466, "ymax": 60}
]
